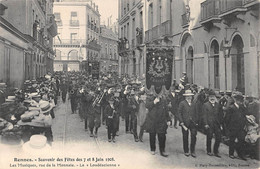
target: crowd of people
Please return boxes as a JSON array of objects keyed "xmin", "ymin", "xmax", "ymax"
[{"xmin": 0, "ymin": 71, "xmax": 259, "ymax": 161}]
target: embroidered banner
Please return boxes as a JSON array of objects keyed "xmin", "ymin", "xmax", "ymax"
[{"xmin": 146, "ymin": 48, "xmax": 173, "ymax": 94}]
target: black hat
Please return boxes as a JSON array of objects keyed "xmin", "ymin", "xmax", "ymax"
[{"xmin": 208, "ymin": 89, "xmax": 215, "ymax": 96}]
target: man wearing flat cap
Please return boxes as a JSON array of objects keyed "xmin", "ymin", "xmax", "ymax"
[
  {"xmin": 202, "ymin": 89, "xmax": 223, "ymax": 158},
  {"xmin": 225, "ymin": 92, "xmax": 247, "ymax": 160}
]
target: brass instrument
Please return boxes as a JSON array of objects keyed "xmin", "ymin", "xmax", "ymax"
[
  {"xmin": 70, "ymin": 89, "xmax": 75, "ymax": 95},
  {"xmin": 92, "ymin": 91, "xmax": 105, "ymax": 107}
]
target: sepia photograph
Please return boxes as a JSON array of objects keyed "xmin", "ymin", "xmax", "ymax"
[{"xmin": 0, "ymin": 0, "xmax": 259, "ymax": 168}]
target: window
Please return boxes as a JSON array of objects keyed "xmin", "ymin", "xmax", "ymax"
[
  {"xmin": 70, "ymin": 33, "xmax": 78, "ymax": 43},
  {"xmin": 54, "ymin": 13, "xmax": 60, "ymax": 21},
  {"xmin": 70, "ymin": 12, "xmax": 79, "ymax": 26},
  {"xmin": 158, "ymin": 0, "xmax": 162, "ymax": 24},
  {"xmin": 71, "ymin": 12, "xmax": 77, "ymax": 20},
  {"xmin": 127, "ymin": 22, "xmax": 129, "ymax": 39},
  {"xmin": 149, "ymin": 3, "xmax": 153, "ymax": 29},
  {"xmin": 140, "ymin": 11, "xmax": 143, "ymax": 29}
]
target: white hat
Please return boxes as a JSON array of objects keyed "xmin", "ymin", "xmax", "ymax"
[
  {"xmin": 22, "ymin": 135, "xmax": 51, "ymax": 154},
  {"xmin": 5, "ymin": 96, "xmax": 16, "ymax": 102},
  {"xmin": 183, "ymin": 90, "xmax": 194, "ymax": 96},
  {"xmin": 39, "ymin": 101, "xmax": 53, "ymax": 113}
]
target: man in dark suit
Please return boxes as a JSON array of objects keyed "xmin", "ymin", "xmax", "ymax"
[
  {"xmin": 202, "ymin": 89, "xmax": 223, "ymax": 157},
  {"xmin": 178, "ymin": 90, "xmax": 198, "ymax": 158},
  {"xmin": 145, "ymin": 92, "xmax": 171, "ymax": 157},
  {"xmin": 168, "ymin": 88, "xmax": 179, "ymax": 129},
  {"xmin": 225, "ymin": 92, "xmax": 247, "ymax": 160},
  {"xmin": 128, "ymin": 90, "xmax": 139, "ymax": 142},
  {"xmin": 105, "ymin": 97, "xmax": 118, "ymax": 142}
]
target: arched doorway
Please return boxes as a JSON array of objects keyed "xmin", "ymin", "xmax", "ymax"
[
  {"xmin": 209, "ymin": 40, "xmax": 220, "ymax": 89},
  {"xmin": 68, "ymin": 50, "xmax": 78, "ymax": 60},
  {"xmin": 186, "ymin": 46, "xmax": 194, "ymax": 84},
  {"xmin": 180, "ymin": 32, "xmax": 194, "ymax": 84},
  {"xmin": 230, "ymin": 35, "xmax": 245, "ymax": 93}
]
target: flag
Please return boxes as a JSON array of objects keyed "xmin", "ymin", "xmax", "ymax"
[{"xmin": 146, "ymin": 48, "xmax": 173, "ymax": 94}]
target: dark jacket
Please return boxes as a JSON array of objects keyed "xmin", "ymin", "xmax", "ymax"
[
  {"xmin": 178, "ymin": 100, "xmax": 198, "ymax": 128},
  {"xmin": 105, "ymin": 104, "xmax": 117, "ymax": 121},
  {"xmin": 128, "ymin": 96, "xmax": 139, "ymax": 114},
  {"xmin": 145, "ymin": 95, "xmax": 171, "ymax": 134},
  {"xmin": 225, "ymin": 104, "xmax": 247, "ymax": 132},
  {"xmin": 202, "ymin": 102, "xmax": 223, "ymax": 128},
  {"xmin": 168, "ymin": 92, "xmax": 178, "ymax": 115}
]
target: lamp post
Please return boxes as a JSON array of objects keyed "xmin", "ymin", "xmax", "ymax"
[{"xmin": 223, "ymin": 43, "xmax": 231, "ymax": 91}]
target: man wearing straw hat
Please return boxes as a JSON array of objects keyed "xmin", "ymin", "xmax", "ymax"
[{"xmin": 178, "ymin": 90, "xmax": 198, "ymax": 158}]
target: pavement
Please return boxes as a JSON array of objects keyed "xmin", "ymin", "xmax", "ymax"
[
  {"xmin": 0, "ymin": 96, "xmax": 259, "ymax": 169},
  {"xmin": 51, "ymin": 97, "xmax": 259, "ymax": 169}
]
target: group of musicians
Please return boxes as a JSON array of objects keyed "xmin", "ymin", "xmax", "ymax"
[{"xmin": 54, "ymin": 71, "xmax": 259, "ymax": 160}]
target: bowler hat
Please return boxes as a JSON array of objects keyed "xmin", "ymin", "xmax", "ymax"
[
  {"xmin": 232, "ymin": 91, "xmax": 244, "ymax": 101},
  {"xmin": 208, "ymin": 89, "xmax": 215, "ymax": 96}
]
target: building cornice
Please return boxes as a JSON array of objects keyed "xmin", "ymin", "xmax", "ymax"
[
  {"xmin": 54, "ymin": 2, "xmax": 100, "ymax": 16},
  {"xmin": 0, "ymin": 16, "xmax": 29, "ymax": 43}
]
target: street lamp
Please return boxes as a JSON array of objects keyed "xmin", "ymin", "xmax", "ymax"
[{"xmin": 223, "ymin": 42, "xmax": 232, "ymax": 91}]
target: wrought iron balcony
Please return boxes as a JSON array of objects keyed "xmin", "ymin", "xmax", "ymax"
[
  {"xmin": 54, "ymin": 39, "xmax": 87, "ymax": 45},
  {"xmin": 152, "ymin": 25, "xmax": 160, "ymax": 40},
  {"xmin": 201, "ymin": 0, "xmax": 221, "ymax": 21},
  {"xmin": 242, "ymin": 0, "xmax": 259, "ymax": 6},
  {"xmin": 219, "ymin": 0, "xmax": 244, "ymax": 14},
  {"xmin": 160, "ymin": 20, "xmax": 171, "ymax": 37},
  {"xmin": 70, "ymin": 20, "xmax": 79, "ymax": 27}
]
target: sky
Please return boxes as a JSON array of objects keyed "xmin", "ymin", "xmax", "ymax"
[{"xmin": 92, "ymin": 0, "xmax": 118, "ymax": 25}]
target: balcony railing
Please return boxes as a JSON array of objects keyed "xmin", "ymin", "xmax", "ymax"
[
  {"xmin": 219, "ymin": 0, "xmax": 243, "ymax": 14},
  {"xmin": 182, "ymin": 13, "xmax": 189, "ymax": 26},
  {"xmin": 242, "ymin": 0, "xmax": 258, "ymax": 5},
  {"xmin": 152, "ymin": 25, "xmax": 160, "ymax": 40},
  {"xmin": 145, "ymin": 20, "xmax": 172, "ymax": 42},
  {"xmin": 160, "ymin": 20, "xmax": 171, "ymax": 37},
  {"xmin": 54, "ymin": 39, "xmax": 87, "ymax": 45},
  {"xmin": 70, "ymin": 20, "xmax": 79, "ymax": 27},
  {"xmin": 201, "ymin": 0, "xmax": 221, "ymax": 21}
]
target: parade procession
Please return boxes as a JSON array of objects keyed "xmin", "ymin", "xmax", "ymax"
[{"xmin": 0, "ymin": 0, "xmax": 260, "ymax": 168}]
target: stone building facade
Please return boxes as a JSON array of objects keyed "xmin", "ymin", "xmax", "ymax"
[
  {"xmin": 0, "ymin": 0, "xmax": 57, "ymax": 88},
  {"xmin": 53, "ymin": 0, "xmax": 101, "ymax": 72}
]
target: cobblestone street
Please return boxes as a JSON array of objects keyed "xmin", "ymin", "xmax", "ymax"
[{"xmin": 49, "ymin": 96, "xmax": 259, "ymax": 169}]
